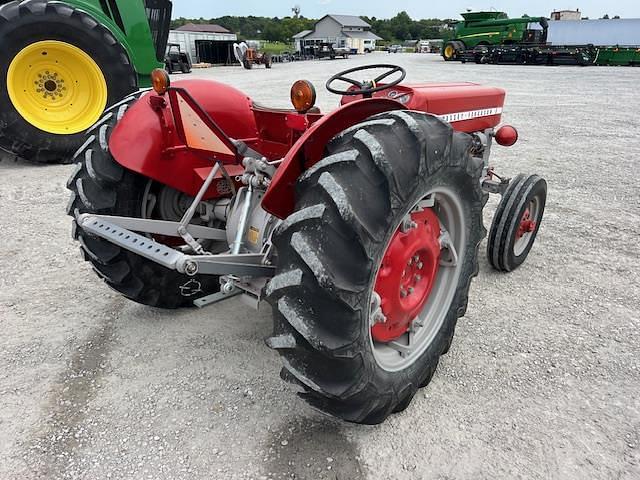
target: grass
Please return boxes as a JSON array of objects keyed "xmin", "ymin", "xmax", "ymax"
[{"xmin": 261, "ymin": 42, "xmax": 291, "ymax": 55}]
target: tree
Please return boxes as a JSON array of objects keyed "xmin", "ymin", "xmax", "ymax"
[{"xmin": 172, "ymin": 12, "xmax": 455, "ymax": 43}]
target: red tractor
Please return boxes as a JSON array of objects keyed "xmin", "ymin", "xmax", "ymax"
[
  {"xmin": 67, "ymin": 64, "xmax": 547, "ymax": 424},
  {"xmin": 234, "ymin": 41, "xmax": 272, "ymax": 69}
]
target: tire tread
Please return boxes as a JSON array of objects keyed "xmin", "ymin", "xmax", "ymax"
[{"xmin": 267, "ymin": 111, "xmax": 486, "ymax": 424}]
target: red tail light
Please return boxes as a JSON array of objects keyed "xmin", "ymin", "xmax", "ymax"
[{"xmin": 495, "ymin": 125, "xmax": 518, "ymax": 147}]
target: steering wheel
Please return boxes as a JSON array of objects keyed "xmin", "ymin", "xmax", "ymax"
[{"xmin": 326, "ymin": 64, "xmax": 407, "ymax": 99}]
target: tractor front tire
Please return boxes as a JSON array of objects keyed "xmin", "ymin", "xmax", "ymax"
[
  {"xmin": 66, "ymin": 94, "xmax": 221, "ymax": 308},
  {"xmin": 488, "ymin": 174, "xmax": 547, "ymax": 272},
  {"xmin": 266, "ymin": 111, "xmax": 487, "ymax": 424},
  {"xmin": 0, "ymin": 0, "xmax": 137, "ymax": 164},
  {"xmin": 442, "ymin": 41, "xmax": 457, "ymax": 61}
]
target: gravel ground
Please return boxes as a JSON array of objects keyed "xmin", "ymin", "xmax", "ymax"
[{"xmin": 1, "ymin": 53, "xmax": 639, "ymax": 480}]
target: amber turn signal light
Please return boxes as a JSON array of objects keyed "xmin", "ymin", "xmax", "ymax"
[
  {"xmin": 290, "ymin": 80, "xmax": 316, "ymax": 113},
  {"xmin": 151, "ymin": 68, "xmax": 171, "ymax": 95}
]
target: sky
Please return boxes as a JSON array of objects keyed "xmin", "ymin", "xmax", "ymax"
[{"xmin": 171, "ymin": 1, "xmax": 639, "ymax": 20}]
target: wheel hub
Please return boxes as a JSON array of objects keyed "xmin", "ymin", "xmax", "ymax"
[
  {"xmin": 516, "ymin": 208, "xmax": 536, "ymax": 239},
  {"xmin": 157, "ymin": 186, "xmax": 193, "ymax": 221},
  {"xmin": 371, "ymin": 208, "xmax": 441, "ymax": 343},
  {"xmin": 37, "ymin": 72, "xmax": 67, "ymax": 99},
  {"xmin": 7, "ymin": 40, "xmax": 108, "ymax": 134}
]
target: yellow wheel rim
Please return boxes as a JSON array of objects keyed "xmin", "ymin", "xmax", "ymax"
[
  {"xmin": 7, "ymin": 40, "xmax": 107, "ymax": 135},
  {"xmin": 444, "ymin": 45, "xmax": 454, "ymax": 59}
]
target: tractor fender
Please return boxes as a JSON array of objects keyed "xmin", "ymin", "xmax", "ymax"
[
  {"xmin": 262, "ymin": 98, "xmax": 403, "ymax": 219},
  {"xmin": 109, "ymin": 79, "xmax": 257, "ymax": 197}
]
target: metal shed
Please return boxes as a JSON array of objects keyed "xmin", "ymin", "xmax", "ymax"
[{"xmin": 168, "ymin": 30, "xmax": 238, "ymax": 63}]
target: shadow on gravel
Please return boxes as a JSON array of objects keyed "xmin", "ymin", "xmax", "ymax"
[
  {"xmin": 264, "ymin": 417, "xmax": 365, "ymax": 480},
  {"xmin": 0, "ymin": 152, "xmax": 51, "ymax": 170},
  {"xmin": 26, "ymin": 310, "xmax": 119, "ymax": 478}
]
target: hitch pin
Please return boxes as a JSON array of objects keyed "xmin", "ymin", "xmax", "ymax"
[{"xmin": 178, "ymin": 162, "xmax": 221, "ymax": 254}]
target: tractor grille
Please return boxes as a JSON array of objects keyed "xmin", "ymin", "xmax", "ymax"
[{"xmin": 145, "ymin": 0, "xmax": 172, "ymax": 62}]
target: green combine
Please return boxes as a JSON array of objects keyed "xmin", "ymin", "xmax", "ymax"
[
  {"xmin": 0, "ymin": 0, "xmax": 172, "ymax": 163},
  {"xmin": 443, "ymin": 12, "xmax": 548, "ymax": 61}
]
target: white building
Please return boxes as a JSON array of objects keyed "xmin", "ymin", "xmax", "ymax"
[
  {"xmin": 295, "ymin": 15, "xmax": 382, "ymax": 54},
  {"xmin": 550, "ymin": 9, "xmax": 582, "ymax": 21},
  {"xmin": 292, "ymin": 30, "xmax": 313, "ymax": 53}
]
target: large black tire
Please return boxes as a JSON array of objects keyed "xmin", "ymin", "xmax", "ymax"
[
  {"xmin": 242, "ymin": 52, "xmax": 253, "ymax": 70},
  {"xmin": 442, "ymin": 41, "xmax": 458, "ymax": 61},
  {"xmin": 488, "ymin": 174, "xmax": 547, "ymax": 272},
  {"xmin": 66, "ymin": 94, "xmax": 221, "ymax": 308},
  {"xmin": 266, "ymin": 111, "xmax": 487, "ymax": 424},
  {"xmin": 0, "ymin": 0, "xmax": 137, "ymax": 164}
]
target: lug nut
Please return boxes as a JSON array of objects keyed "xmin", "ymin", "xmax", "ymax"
[
  {"xmin": 400, "ymin": 289, "xmax": 408, "ymax": 298},
  {"xmin": 408, "ymin": 287, "xmax": 414, "ymax": 295},
  {"xmin": 417, "ymin": 262, "xmax": 424, "ymax": 269},
  {"xmin": 400, "ymin": 218, "xmax": 418, "ymax": 233},
  {"xmin": 373, "ymin": 312, "xmax": 387, "ymax": 324},
  {"xmin": 415, "ymin": 275, "xmax": 422, "ymax": 281}
]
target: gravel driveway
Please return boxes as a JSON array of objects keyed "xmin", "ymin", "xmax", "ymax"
[{"xmin": 0, "ymin": 53, "xmax": 638, "ymax": 480}]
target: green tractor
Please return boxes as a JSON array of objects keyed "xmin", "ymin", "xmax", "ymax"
[
  {"xmin": 443, "ymin": 11, "xmax": 548, "ymax": 61},
  {"xmin": 0, "ymin": 0, "xmax": 172, "ymax": 163}
]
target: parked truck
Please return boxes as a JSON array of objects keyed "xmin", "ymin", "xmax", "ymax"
[{"xmin": 315, "ymin": 42, "xmax": 350, "ymax": 59}]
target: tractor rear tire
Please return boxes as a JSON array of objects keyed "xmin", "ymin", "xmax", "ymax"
[
  {"xmin": 242, "ymin": 52, "xmax": 253, "ymax": 70},
  {"xmin": 0, "ymin": 0, "xmax": 137, "ymax": 164},
  {"xmin": 266, "ymin": 111, "xmax": 486, "ymax": 424},
  {"xmin": 66, "ymin": 94, "xmax": 221, "ymax": 308},
  {"xmin": 488, "ymin": 174, "xmax": 547, "ymax": 272}
]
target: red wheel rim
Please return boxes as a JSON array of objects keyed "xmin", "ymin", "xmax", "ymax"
[{"xmin": 371, "ymin": 208, "xmax": 441, "ymax": 343}]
